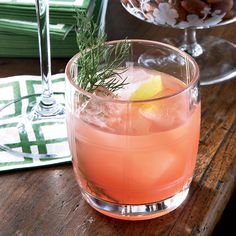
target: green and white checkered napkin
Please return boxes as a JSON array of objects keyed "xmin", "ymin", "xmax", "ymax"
[{"xmin": 0, "ymin": 74, "xmax": 72, "ymax": 172}]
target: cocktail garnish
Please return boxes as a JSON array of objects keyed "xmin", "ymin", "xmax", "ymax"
[
  {"xmin": 75, "ymin": 12, "xmax": 130, "ymax": 93},
  {"xmin": 129, "ymin": 76, "xmax": 163, "ymax": 101}
]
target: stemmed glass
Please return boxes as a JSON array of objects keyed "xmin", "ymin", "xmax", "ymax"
[
  {"xmin": 0, "ymin": 0, "xmax": 70, "ymax": 158},
  {"xmin": 121, "ymin": 0, "xmax": 236, "ymax": 85}
]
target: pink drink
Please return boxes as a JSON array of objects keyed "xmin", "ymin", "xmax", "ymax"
[
  {"xmin": 67, "ymin": 66, "xmax": 200, "ymax": 207},
  {"xmin": 65, "ymin": 39, "xmax": 200, "ymax": 220}
]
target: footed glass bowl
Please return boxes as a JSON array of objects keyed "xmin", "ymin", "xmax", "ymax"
[{"xmin": 121, "ymin": 0, "xmax": 236, "ymax": 85}]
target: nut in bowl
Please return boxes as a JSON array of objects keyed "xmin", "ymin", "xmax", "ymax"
[
  {"xmin": 121, "ymin": 0, "xmax": 236, "ymax": 28},
  {"xmin": 121, "ymin": 0, "xmax": 236, "ymax": 86},
  {"xmin": 65, "ymin": 39, "xmax": 201, "ymax": 220}
]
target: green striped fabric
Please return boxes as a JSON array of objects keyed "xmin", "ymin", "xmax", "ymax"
[
  {"xmin": 0, "ymin": 74, "xmax": 72, "ymax": 172},
  {"xmin": 0, "ymin": 19, "xmax": 73, "ymax": 39},
  {"xmin": 0, "ymin": 0, "xmax": 91, "ymax": 24},
  {"xmin": 0, "ymin": 0, "xmax": 104, "ymax": 57},
  {"xmin": 0, "ymin": 30, "xmax": 78, "ymax": 58}
]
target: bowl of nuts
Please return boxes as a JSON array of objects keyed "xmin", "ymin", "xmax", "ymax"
[
  {"xmin": 121, "ymin": 0, "xmax": 236, "ymax": 85},
  {"xmin": 121, "ymin": 0, "xmax": 236, "ymax": 29}
]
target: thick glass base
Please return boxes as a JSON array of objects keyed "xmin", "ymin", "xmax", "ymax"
[
  {"xmin": 164, "ymin": 35, "xmax": 236, "ymax": 85},
  {"xmin": 0, "ymin": 93, "xmax": 70, "ymax": 159},
  {"xmin": 81, "ymin": 187, "xmax": 189, "ymax": 220}
]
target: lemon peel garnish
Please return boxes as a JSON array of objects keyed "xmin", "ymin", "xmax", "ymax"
[{"xmin": 129, "ymin": 76, "xmax": 163, "ymax": 101}]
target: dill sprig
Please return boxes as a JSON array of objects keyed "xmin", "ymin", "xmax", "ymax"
[{"xmin": 75, "ymin": 12, "xmax": 129, "ymax": 93}]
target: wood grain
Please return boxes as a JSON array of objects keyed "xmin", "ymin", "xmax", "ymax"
[{"xmin": 0, "ymin": 1, "xmax": 235, "ymax": 235}]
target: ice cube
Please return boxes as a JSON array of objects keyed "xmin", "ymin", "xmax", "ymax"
[
  {"xmin": 115, "ymin": 81, "xmax": 142, "ymax": 100},
  {"xmin": 115, "ymin": 64, "xmax": 155, "ymax": 100},
  {"xmin": 80, "ymin": 99, "xmax": 108, "ymax": 129},
  {"xmin": 139, "ymin": 92, "xmax": 189, "ymax": 131},
  {"xmin": 94, "ymin": 86, "xmax": 116, "ymax": 98},
  {"xmin": 79, "ymin": 87, "xmax": 125, "ymax": 132}
]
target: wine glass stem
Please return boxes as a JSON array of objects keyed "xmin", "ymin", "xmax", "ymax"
[
  {"xmin": 35, "ymin": 0, "xmax": 56, "ymax": 109},
  {"xmin": 180, "ymin": 28, "xmax": 204, "ymax": 58}
]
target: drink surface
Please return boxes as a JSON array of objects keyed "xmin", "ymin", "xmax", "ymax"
[{"xmin": 67, "ymin": 65, "xmax": 200, "ymax": 205}]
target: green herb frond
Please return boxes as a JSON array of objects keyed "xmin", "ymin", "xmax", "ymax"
[{"xmin": 75, "ymin": 12, "xmax": 130, "ymax": 93}]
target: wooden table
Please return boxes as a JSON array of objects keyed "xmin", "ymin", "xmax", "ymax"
[{"xmin": 0, "ymin": 1, "xmax": 235, "ymax": 235}]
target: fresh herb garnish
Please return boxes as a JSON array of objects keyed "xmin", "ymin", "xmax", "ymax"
[{"xmin": 75, "ymin": 12, "xmax": 130, "ymax": 93}]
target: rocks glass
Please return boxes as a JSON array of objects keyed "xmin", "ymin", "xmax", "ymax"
[{"xmin": 65, "ymin": 39, "xmax": 200, "ymax": 220}]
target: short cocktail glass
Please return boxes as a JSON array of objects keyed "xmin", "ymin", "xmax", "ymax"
[{"xmin": 65, "ymin": 39, "xmax": 200, "ymax": 220}]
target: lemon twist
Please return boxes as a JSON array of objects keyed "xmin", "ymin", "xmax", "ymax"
[{"xmin": 129, "ymin": 76, "xmax": 163, "ymax": 101}]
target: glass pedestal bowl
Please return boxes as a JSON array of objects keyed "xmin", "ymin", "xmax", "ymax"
[{"xmin": 121, "ymin": 0, "xmax": 236, "ymax": 85}]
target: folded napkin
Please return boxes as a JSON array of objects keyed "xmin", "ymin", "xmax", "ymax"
[
  {"xmin": 0, "ymin": 30, "xmax": 78, "ymax": 58},
  {"xmin": 0, "ymin": 74, "xmax": 71, "ymax": 172},
  {"xmin": 0, "ymin": 0, "xmax": 105, "ymax": 58},
  {"xmin": 0, "ymin": 0, "xmax": 93, "ymax": 24},
  {"xmin": 0, "ymin": 19, "xmax": 73, "ymax": 40}
]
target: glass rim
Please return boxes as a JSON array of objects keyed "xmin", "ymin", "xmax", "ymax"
[{"xmin": 65, "ymin": 39, "xmax": 199, "ymax": 104}]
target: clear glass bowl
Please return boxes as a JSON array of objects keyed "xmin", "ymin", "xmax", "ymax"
[{"xmin": 121, "ymin": 0, "xmax": 236, "ymax": 85}]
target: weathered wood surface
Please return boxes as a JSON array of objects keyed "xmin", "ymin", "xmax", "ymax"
[{"xmin": 0, "ymin": 1, "xmax": 235, "ymax": 235}]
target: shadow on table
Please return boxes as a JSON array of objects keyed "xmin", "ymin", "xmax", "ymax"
[
  {"xmin": 212, "ymin": 190, "xmax": 235, "ymax": 236},
  {"xmin": 70, "ymin": 181, "xmax": 233, "ymax": 236}
]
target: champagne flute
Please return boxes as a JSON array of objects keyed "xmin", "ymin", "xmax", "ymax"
[
  {"xmin": 0, "ymin": 0, "xmax": 70, "ymax": 159},
  {"xmin": 34, "ymin": 0, "xmax": 64, "ymax": 118}
]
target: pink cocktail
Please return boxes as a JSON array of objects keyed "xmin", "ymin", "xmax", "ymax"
[{"xmin": 65, "ymin": 40, "xmax": 200, "ymax": 220}]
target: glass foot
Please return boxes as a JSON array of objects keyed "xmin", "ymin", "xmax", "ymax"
[
  {"xmin": 163, "ymin": 35, "xmax": 236, "ymax": 85},
  {"xmin": 81, "ymin": 187, "xmax": 189, "ymax": 220},
  {"xmin": 0, "ymin": 93, "xmax": 70, "ymax": 159}
]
